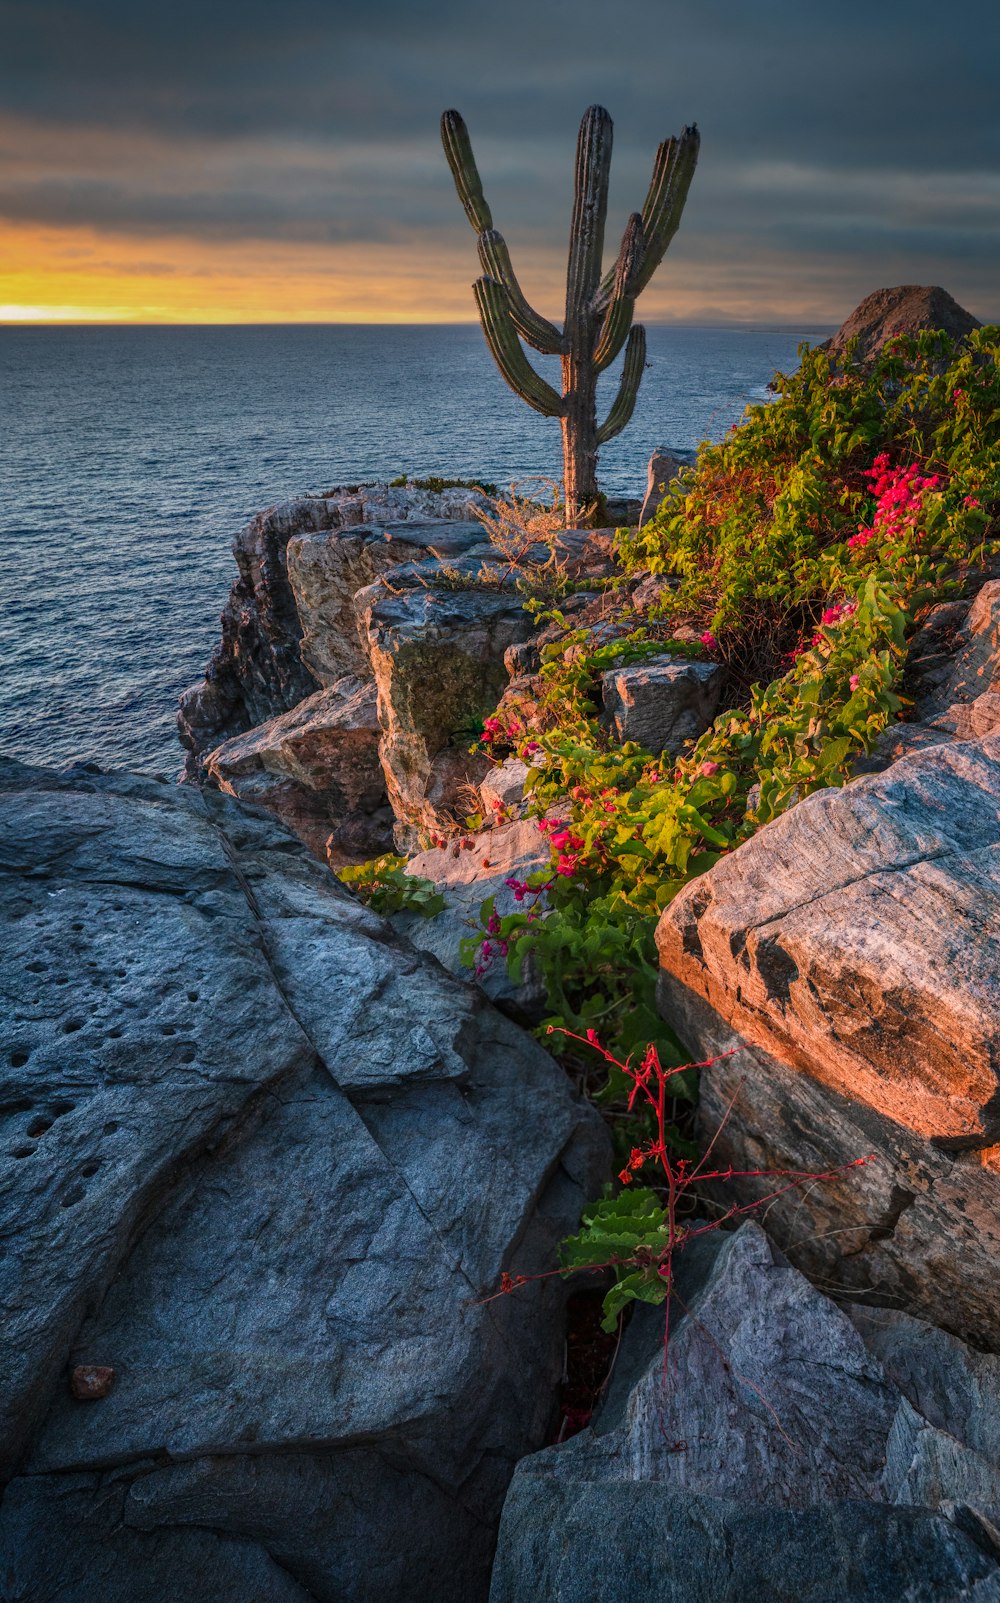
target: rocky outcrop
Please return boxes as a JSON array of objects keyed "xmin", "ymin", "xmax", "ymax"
[
  {"xmin": 177, "ymin": 485, "xmax": 490, "ymax": 779},
  {"xmin": 480, "ymin": 756, "xmax": 532, "ymax": 816},
  {"xmin": 860, "ymin": 579, "xmax": 1000, "ymax": 769},
  {"xmin": 490, "ymin": 1223, "xmax": 1000, "ymax": 1603},
  {"xmin": 821, "ymin": 285, "xmax": 981, "ymax": 371},
  {"xmin": 601, "ymin": 656, "xmax": 725, "ymax": 755},
  {"xmin": 288, "ymin": 519, "xmax": 492, "ymax": 687},
  {"xmin": 655, "ymin": 731, "xmax": 1000, "ymax": 1346},
  {"xmin": 394, "ymin": 816, "xmax": 551, "ymax": 1015},
  {"xmin": 0, "ymin": 757, "xmax": 609, "ymax": 1602},
  {"xmin": 638, "ymin": 446, "xmax": 691, "ymax": 526},
  {"xmin": 360, "ymin": 575, "xmax": 538, "ymax": 849},
  {"xmin": 203, "ymin": 676, "xmax": 391, "ymax": 863}
]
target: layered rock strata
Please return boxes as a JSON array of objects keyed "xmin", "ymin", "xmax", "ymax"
[{"xmin": 177, "ymin": 484, "xmax": 490, "ymax": 778}]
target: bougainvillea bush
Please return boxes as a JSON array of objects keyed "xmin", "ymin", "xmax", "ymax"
[{"xmin": 467, "ymin": 328, "xmax": 1000, "ymax": 1076}]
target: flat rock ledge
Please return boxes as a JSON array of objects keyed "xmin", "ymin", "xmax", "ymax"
[
  {"xmin": 491, "ymin": 1222, "xmax": 1000, "ymax": 1603},
  {"xmin": 0, "ymin": 757, "xmax": 609, "ymax": 1603},
  {"xmin": 655, "ymin": 732, "xmax": 1000, "ymax": 1347}
]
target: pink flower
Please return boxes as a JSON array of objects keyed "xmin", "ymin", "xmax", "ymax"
[
  {"xmin": 849, "ymin": 674, "xmax": 860, "ymax": 691},
  {"xmin": 964, "ymin": 496, "xmax": 981, "ymax": 509},
  {"xmin": 700, "ymin": 761, "xmax": 720, "ymax": 776},
  {"xmin": 700, "ymin": 631, "xmax": 718, "ymax": 651}
]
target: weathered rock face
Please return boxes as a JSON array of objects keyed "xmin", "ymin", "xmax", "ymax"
[
  {"xmin": 821, "ymin": 285, "xmax": 981, "ymax": 371},
  {"xmin": 490, "ymin": 1223, "xmax": 1000, "ymax": 1603},
  {"xmin": 655, "ymin": 732, "xmax": 1000, "ymax": 1346},
  {"xmin": 480, "ymin": 756, "xmax": 531, "ymax": 817},
  {"xmin": 176, "ymin": 485, "xmax": 491, "ymax": 778},
  {"xmin": 177, "ymin": 497, "xmax": 346, "ymax": 778},
  {"xmin": 360, "ymin": 577, "xmax": 538, "ymax": 849},
  {"xmin": 287, "ymin": 519, "xmax": 492, "ymax": 688},
  {"xmin": 638, "ymin": 446, "xmax": 691, "ymax": 525},
  {"xmin": 601, "ymin": 656, "xmax": 726, "ymax": 755},
  {"xmin": 855, "ymin": 579, "xmax": 1000, "ymax": 775},
  {"xmin": 202, "ymin": 676, "xmax": 390, "ymax": 862},
  {"xmin": 0, "ymin": 757, "xmax": 610, "ymax": 1602},
  {"xmin": 395, "ymin": 816, "xmax": 551, "ymax": 1015}
]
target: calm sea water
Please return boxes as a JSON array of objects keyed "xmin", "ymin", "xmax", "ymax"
[{"xmin": 0, "ymin": 323, "xmax": 824, "ymax": 775}]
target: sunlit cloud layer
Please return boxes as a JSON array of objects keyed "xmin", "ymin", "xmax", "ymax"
[{"xmin": 2, "ymin": 0, "xmax": 997, "ymax": 323}]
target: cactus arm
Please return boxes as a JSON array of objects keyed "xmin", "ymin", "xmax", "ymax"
[
  {"xmin": 477, "ymin": 230, "xmax": 564, "ymax": 355},
  {"xmin": 441, "ymin": 110, "xmax": 493, "ymax": 233},
  {"xmin": 473, "ymin": 277, "xmax": 564, "ymax": 417},
  {"xmin": 633, "ymin": 124, "xmax": 700, "ymax": 295},
  {"xmin": 593, "ymin": 211, "xmax": 644, "ymax": 373},
  {"xmin": 595, "ymin": 126, "xmax": 699, "ymax": 307},
  {"xmin": 565, "ymin": 105, "xmax": 613, "ymax": 335},
  {"xmin": 596, "ymin": 324, "xmax": 647, "ymax": 444},
  {"xmin": 595, "ymin": 138, "xmax": 675, "ymax": 308}
]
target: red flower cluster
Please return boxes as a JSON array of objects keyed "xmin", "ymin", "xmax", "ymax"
[
  {"xmin": 481, "ymin": 714, "xmax": 523, "ymax": 743},
  {"xmin": 847, "ymin": 454, "xmax": 943, "ymax": 554},
  {"xmin": 539, "ymin": 818, "xmax": 587, "ymax": 877}
]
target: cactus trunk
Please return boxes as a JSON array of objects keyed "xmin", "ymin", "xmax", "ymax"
[
  {"xmin": 442, "ymin": 106, "xmax": 698, "ymax": 526},
  {"xmin": 561, "ymin": 353, "xmax": 600, "ymax": 520}
]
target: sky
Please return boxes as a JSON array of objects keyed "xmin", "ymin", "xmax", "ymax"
[{"xmin": 1, "ymin": 0, "xmax": 998, "ymax": 325}]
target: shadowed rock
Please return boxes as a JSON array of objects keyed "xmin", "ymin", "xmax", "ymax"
[
  {"xmin": 0, "ymin": 757, "xmax": 609, "ymax": 1602},
  {"xmin": 203, "ymin": 675, "xmax": 390, "ymax": 862},
  {"xmin": 489, "ymin": 1224, "xmax": 1000, "ymax": 1602}
]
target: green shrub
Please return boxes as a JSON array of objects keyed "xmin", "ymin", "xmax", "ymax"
[{"xmin": 466, "ymin": 329, "xmax": 999, "ymax": 1069}]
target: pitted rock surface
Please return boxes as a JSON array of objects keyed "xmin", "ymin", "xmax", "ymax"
[{"xmin": 0, "ymin": 757, "xmax": 609, "ymax": 1602}]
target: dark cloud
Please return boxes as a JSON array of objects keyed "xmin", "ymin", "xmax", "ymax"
[{"xmin": 1, "ymin": 0, "xmax": 997, "ymax": 314}]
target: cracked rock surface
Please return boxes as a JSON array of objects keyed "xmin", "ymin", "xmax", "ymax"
[
  {"xmin": 490, "ymin": 1223, "xmax": 1000, "ymax": 1603},
  {"xmin": 655, "ymin": 732, "xmax": 1000, "ymax": 1345},
  {"xmin": 0, "ymin": 757, "xmax": 609, "ymax": 1602}
]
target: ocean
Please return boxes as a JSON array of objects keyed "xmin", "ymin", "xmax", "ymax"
[{"xmin": 0, "ymin": 323, "xmax": 825, "ymax": 775}]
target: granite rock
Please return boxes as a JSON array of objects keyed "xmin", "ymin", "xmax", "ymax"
[
  {"xmin": 655, "ymin": 733, "xmax": 1000, "ymax": 1345},
  {"xmin": 203, "ymin": 676, "xmax": 390, "ymax": 862},
  {"xmin": 602, "ymin": 656, "xmax": 726, "ymax": 755},
  {"xmin": 821, "ymin": 285, "xmax": 981, "ymax": 372},
  {"xmin": 359, "ymin": 576, "xmax": 537, "ymax": 848},
  {"xmin": 177, "ymin": 485, "xmax": 491, "ymax": 777},
  {"xmin": 0, "ymin": 757, "xmax": 610, "ymax": 1602},
  {"xmin": 489, "ymin": 1224, "xmax": 1000, "ymax": 1603},
  {"xmin": 286, "ymin": 519, "xmax": 491, "ymax": 687},
  {"xmin": 393, "ymin": 816, "xmax": 551, "ymax": 1016}
]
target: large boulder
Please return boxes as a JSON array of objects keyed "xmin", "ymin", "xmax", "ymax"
[
  {"xmin": 0, "ymin": 758, "xmax": 609, "ymax": 1602},
  {"xmin": 655, "ymin": 732, "xmax": 1000, "ymax": 1346},
  {"xmin": 821, "ymin": 285, "xmax": 981, "ymax": 371},
  {"xmin": 490, "ymin": 1223, "xmax": 1000, "ymax": 1603},
  {"xmin": 202, "ymin": 676, "xmax": 391, "ymax": 863}
]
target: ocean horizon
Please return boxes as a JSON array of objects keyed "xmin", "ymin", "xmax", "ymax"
[{"xmin": 1, "ymin": 322, "xmax": 828, "ymax": 775}]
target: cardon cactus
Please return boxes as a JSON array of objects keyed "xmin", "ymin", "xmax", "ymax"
[{"xmin": 441, "ymin": 105, "xmax": 699, "ymax": 525}]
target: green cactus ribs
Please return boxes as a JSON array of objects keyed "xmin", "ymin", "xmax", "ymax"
[{"xmin": 441, "ymin": 105, "xmax": 699, "ymax": 526}]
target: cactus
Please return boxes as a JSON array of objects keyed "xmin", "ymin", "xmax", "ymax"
[{"xmin": 442, "ymin": 105, "xmax": 699, "ymax": 525}]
